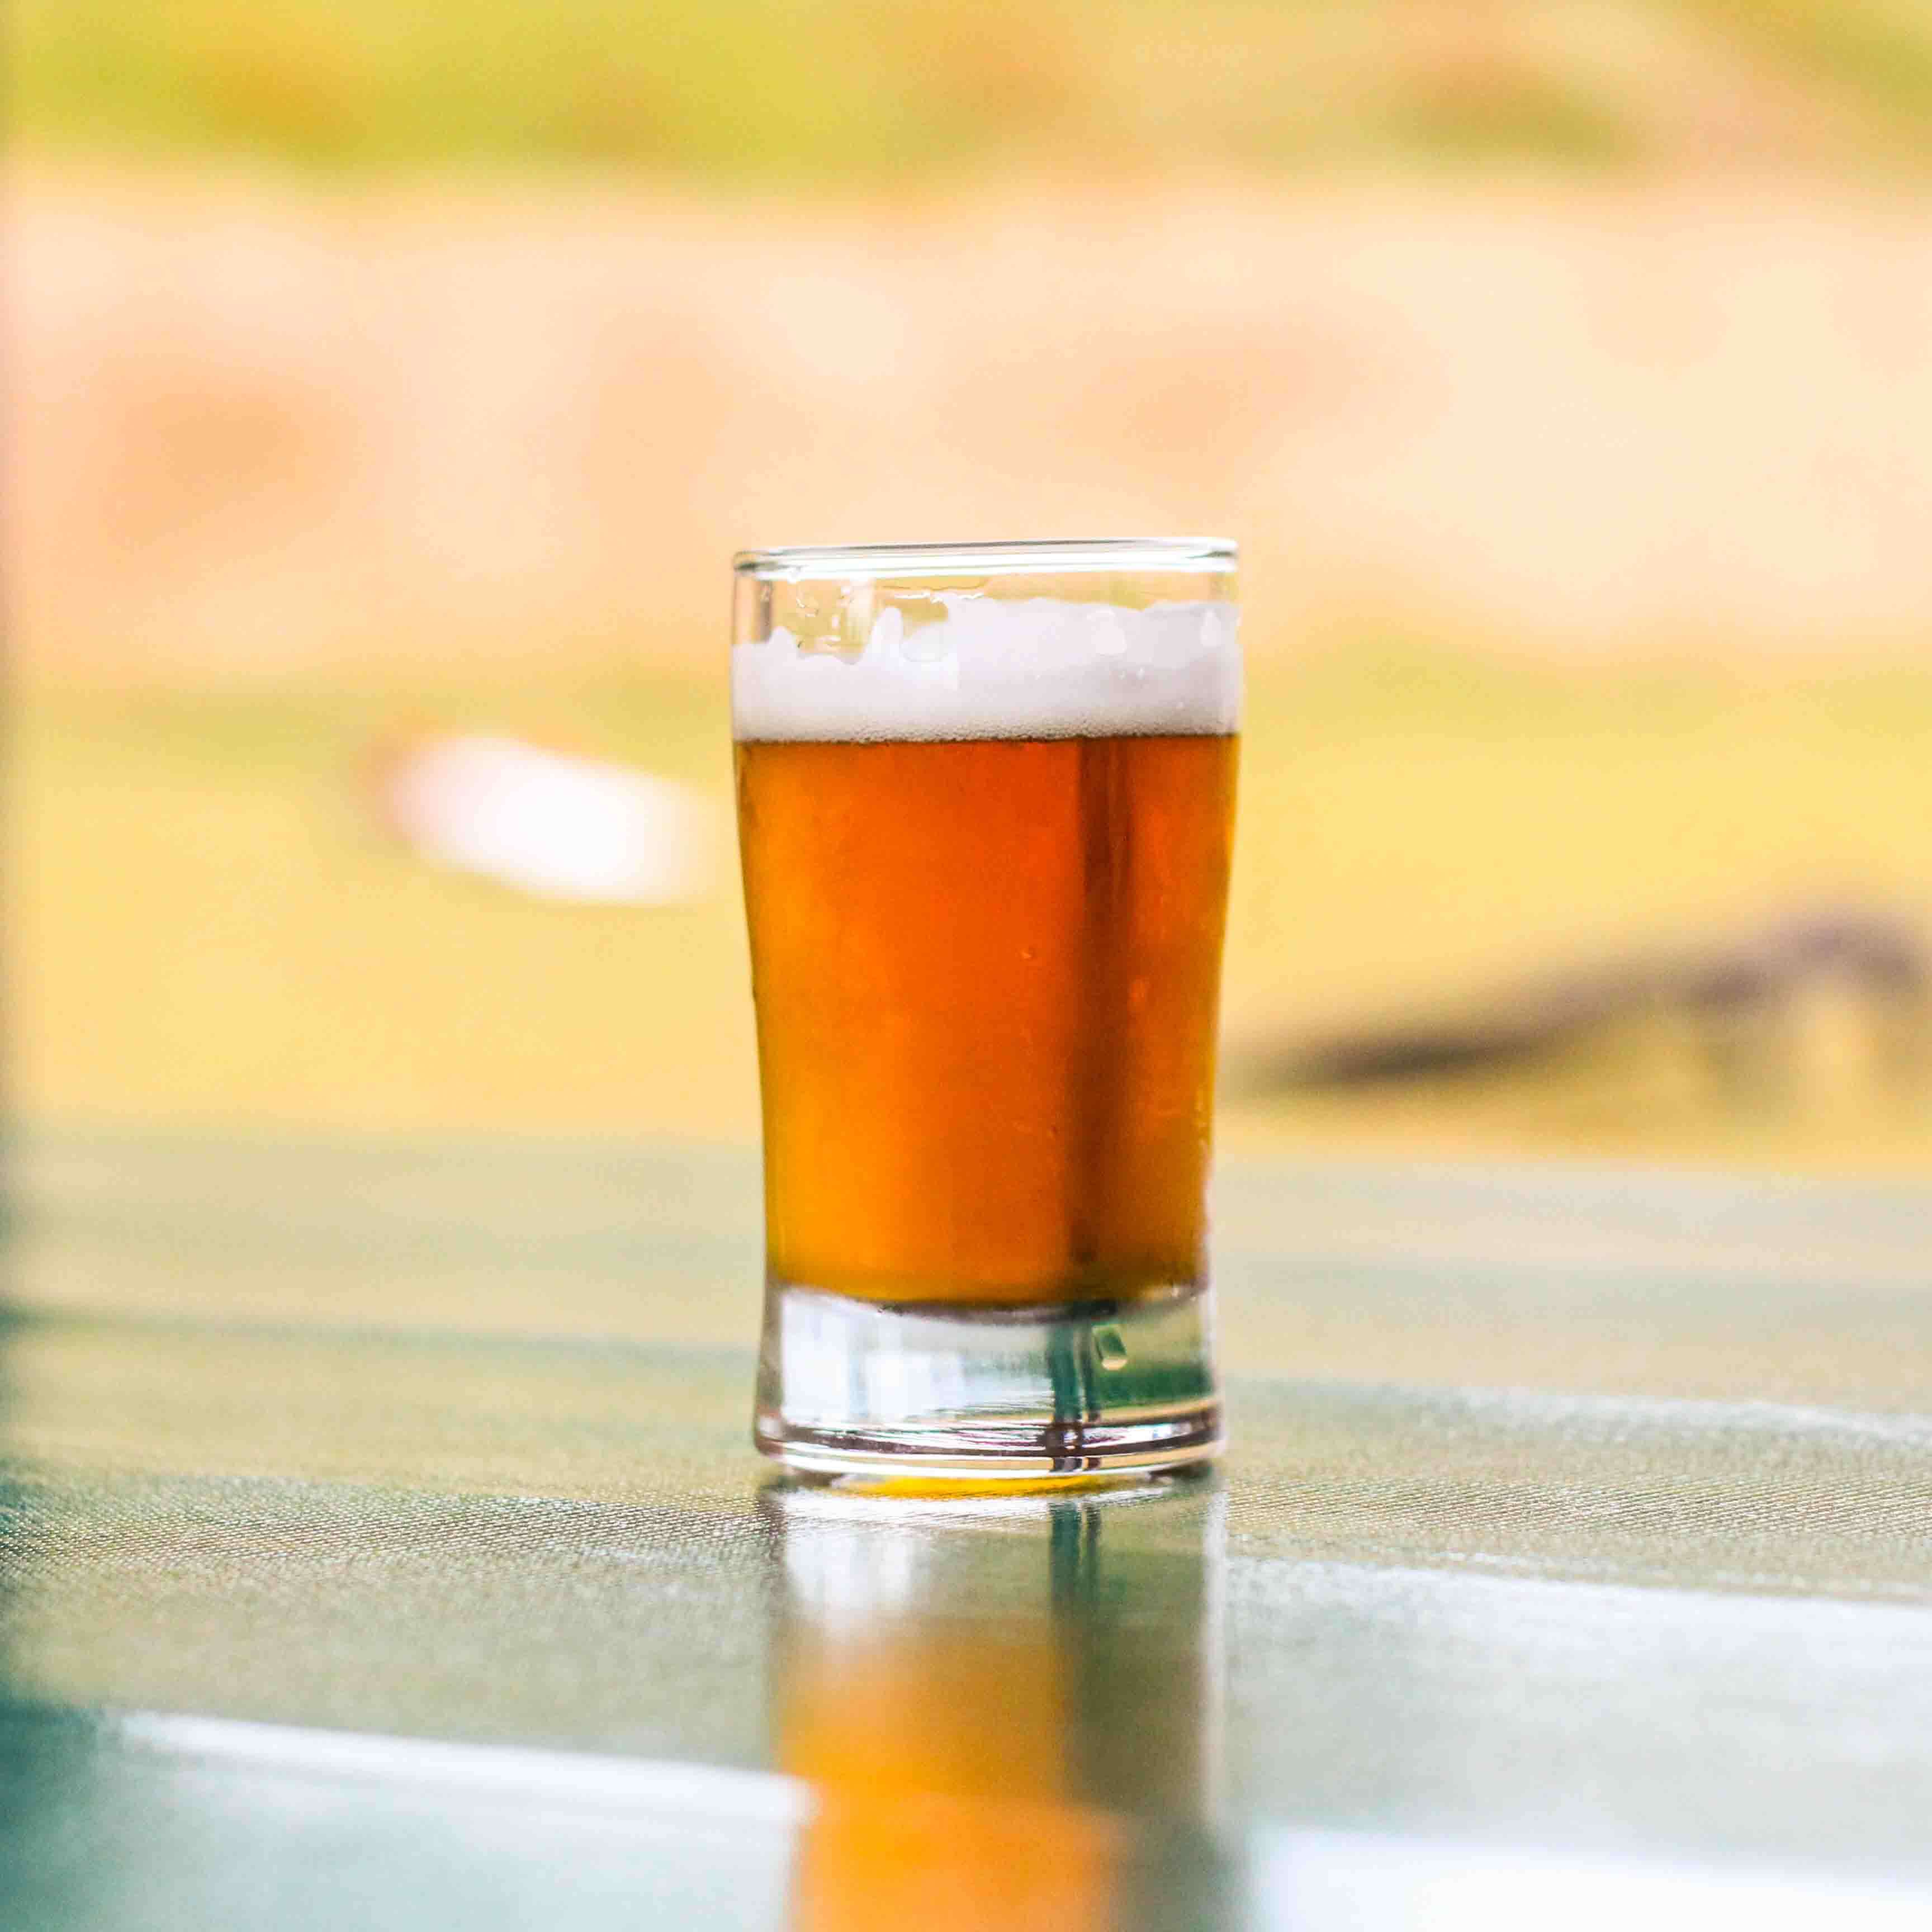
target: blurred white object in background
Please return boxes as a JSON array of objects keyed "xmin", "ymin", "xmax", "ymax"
[{"xmin": 376, "ymin": 733, "xmax": 711, "ymax": 905}]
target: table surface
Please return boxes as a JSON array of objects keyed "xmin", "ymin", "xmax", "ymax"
[{"xmin": 4, "ymin": 1126, "xmax": 1931, "ymax": 1929}]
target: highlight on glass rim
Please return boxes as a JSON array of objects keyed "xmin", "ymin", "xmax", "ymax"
[{"xmin": 11, "ymin": 2, "xmax": 1932, "ymax": 1926}]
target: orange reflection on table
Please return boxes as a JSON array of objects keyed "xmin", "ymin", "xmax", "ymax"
[
  {"xmin": 784, "ymin": 1629, "xmax": 1121, "ymax": 1932},
  {"xmin": 766, "ymin": 1482, "xmax": 1224, "ymax": 1932}
]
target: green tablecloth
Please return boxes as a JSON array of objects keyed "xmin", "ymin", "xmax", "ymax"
[{"xmin": 4, "ymin": 1128, "xmax": 1930, "ymax": 1928}]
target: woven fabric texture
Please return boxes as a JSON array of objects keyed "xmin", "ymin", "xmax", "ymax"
[{"xmin": 3, "ymin": 1127, "xmax": 1930, "ymax": 1925}]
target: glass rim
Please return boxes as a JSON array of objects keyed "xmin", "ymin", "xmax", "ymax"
[{"xmin": 732, "ymin": 536, "xmax": 1237, "ymax": 581}]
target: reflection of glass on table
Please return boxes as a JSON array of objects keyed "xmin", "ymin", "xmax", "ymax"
[
  {"xmin": 763, "ymin": 1478, "xmax": 1229, "ymax": 1931},
  {"xmin": 734, "ymin": 539, "xmax": 1241, "ymax": 1480}
]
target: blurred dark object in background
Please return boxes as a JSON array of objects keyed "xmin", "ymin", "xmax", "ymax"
[{"xmin": 1232, "ymin": 906, "xmax": 1930, "ymax": 1115}]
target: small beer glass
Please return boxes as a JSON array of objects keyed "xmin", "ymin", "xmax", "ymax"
[{"xmin": 733, "ymin": 539, "xmax": 1239, "ymax": 1479}]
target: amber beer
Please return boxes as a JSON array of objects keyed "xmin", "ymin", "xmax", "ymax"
[
  {"xmin": 736, "ymin": 731, "xmax": 1237, "ymax": 1306},
  {"xmin": 734, "ymin": 539, "xmax": 1238, "ymax": 1476}
]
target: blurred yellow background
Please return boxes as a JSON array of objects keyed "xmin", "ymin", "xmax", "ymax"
[{"xmin": 12, "ymin": 0, "xmax": 1932, "ymax": 1169}]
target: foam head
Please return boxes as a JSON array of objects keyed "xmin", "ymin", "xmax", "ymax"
[{"xmin": 731, "ymin": 594, "xmax": 1241, "ymax": 744}]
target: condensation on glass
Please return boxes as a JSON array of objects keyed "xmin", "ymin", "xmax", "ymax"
[{"xmin": 733, "ymin": 538, "xmax": 1240, "ymax": 1480}]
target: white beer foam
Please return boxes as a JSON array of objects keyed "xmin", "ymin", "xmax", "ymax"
[{"xmin": 731, "ymin": 596, "xmax": 1240, "ymax": 742}]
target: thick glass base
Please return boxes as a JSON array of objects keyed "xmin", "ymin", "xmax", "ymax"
[{"xmin": 754, "ymin": 1280, "xmax": 1221, "ymax": 1481}]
